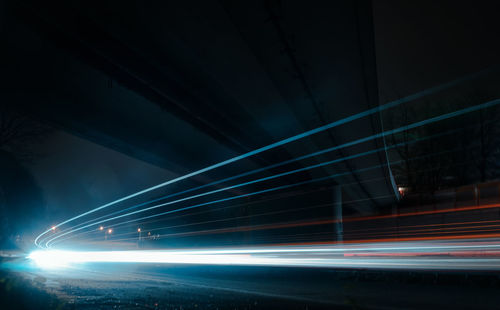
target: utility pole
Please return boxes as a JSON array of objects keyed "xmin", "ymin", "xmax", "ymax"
[
  {"xmin": 137, "ymin": 228, "xmax": 142, "ymax": 247},
  {"xmin": 333, "ymin": 185, "xmax": 343, "ymax": 242}
]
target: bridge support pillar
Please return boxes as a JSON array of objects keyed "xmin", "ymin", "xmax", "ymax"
[{"xmin": 333, "ymin": 185, "xmax": 343, "ymax": 242}]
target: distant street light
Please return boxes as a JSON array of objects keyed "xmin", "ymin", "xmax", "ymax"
[
  {"xmin": 105, "ymin": 228, "xmax": 112, "ymax": 240},
  {"xmin": 51, "ymin": 226, "xmax": 56, "ymax": 231},
  {"xmin": 137, "ymin": 228, "xmax": 142, "ymax": 245},
  {"xmin": 99, "ymin": 226, "xmax": 105, "ymax": 241}
]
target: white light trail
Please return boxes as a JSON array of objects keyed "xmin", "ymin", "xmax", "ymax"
[{"xmin": 28, "ymin": 241, "xmax": 500, "ymax": 270}]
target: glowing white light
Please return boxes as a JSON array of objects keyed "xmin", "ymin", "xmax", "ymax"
[
  {"xmin": 28, "ymin": 242, "xmax": 500, "ymax": 270},
  {"xmin": 28, "ymin": 250, "xmax": 73, "ymax": 269},
  {"xmin": 28, "ymin": 249, "xmax": 282, "ymax": 268}
]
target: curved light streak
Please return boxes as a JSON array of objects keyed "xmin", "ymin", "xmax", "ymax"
[
  {"xmin": 40, "ymin": 98, "xmax": 500, "ymax": 247},
  {"xmin": 34, "ymin": 65, "xmax": 500, "ymax": 247},
  {"xmin": 34, "ymin": 95, "xmax": 405, "ymax": 247},
  {"xmin": 29, "ymin": 239, "xmax": 500, "ymax": 270},
  {"xmin": 45, "ymin": 147, "xmax": 461, "ymax": 248}
]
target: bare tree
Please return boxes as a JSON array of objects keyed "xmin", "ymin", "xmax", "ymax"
[
  {"xmin": 0, "ymin": 106, "xmax": 53, "ymax": 161},
  {"xmin": 0, "ymin": 107, "xmax": 53, "ymax": 247},
  {"xmin": 387, "ymin": 90, "xmax": 500, "ymax": 198}
]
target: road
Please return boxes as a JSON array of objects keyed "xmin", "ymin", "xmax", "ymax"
[
  {"xmin": 3, "ymin": 258, "xmax": 500, "ymax": 309},
  {"xmin": 28, "ymin": 238, "xmax": 500, "ymax": 270},
  {"xmin": 4, "ymin": 238, "xmax": 500, "ymax": 309}
]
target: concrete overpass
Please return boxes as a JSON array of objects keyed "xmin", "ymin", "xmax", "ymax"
[{"xmin": 0, "ymin": 0, "xmax": 398, "ymax": 221}]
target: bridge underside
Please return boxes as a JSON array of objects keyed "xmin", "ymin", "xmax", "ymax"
[{"xmin": 0, "ymin": 0, "xmax": 397, "ymax": 215}]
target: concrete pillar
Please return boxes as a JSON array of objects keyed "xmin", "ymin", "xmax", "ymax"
[{"xmin": 333, "ymin": 185, "xmax": 343, "ymax": 242}]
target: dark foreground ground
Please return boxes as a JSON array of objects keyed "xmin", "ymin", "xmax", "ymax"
[{"xmin": 2, "ymin": 257, "xmax": 500, "ymax": 309}]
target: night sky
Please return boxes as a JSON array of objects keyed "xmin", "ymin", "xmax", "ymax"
[{"xmin": 373, "ymin": 1, "xmax": 500, "ymax": 102}]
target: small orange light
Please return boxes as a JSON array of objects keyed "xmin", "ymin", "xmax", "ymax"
[
  {"xmin": 108, "ymin": 229, "xmax": 113, "ymax": 234},
  {"xmin": 99, "ymin": 226, "xmax": 104, "ymax": 231},
  {"xmin": 137, "ymin": 228, "xmax": 141, "ymax": 232},
  {"xmin": 51, "ymin": 226, "xmax": 56, "ymax": 231}
]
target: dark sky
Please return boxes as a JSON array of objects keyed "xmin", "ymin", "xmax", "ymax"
[{"xmin": 373, "ymin": 1, "xmax": 500, "ymax": 102}]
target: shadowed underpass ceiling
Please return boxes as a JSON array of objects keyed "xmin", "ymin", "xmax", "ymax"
[{"xmin": 0, "ymin": 0, "xmax": 397, "ymax": 214}]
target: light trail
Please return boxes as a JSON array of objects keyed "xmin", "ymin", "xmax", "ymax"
[
  {"xmin": 42, "ymin": 125, "xmax": 482, "ymax": 247},
  {"xmin": 55, "ymin": 196, "xmax": 500, "ymax": 247},
  {"xmin": 34, "ymin": 90, "xmax": 500, "ymax": 248},
  {"xmin": 49, "ymin": 176, "xmax": 393, "ymax": 247},
  {"xmin": 39, "ymin": 98, "xmax": 500, "ymax": 248},
  {"xmin": 29, "ymin": 239, "xmax": 500, "ymax": 270},
  {"xmin": 34, "ymin": 67, "xmax": 499, "ymax": 276},
  {"xmin": 64, "ymin": 195, "xmax": 394, "ymax": 245},
  {"xmin": 70, "ymin": 211, "xmax": 500, "ymax": 244},
  {"xmin": 31, "ymin": 96, "xmax": 500, "ymax": 274},
  {"xmin": 52, "ymin": 115, "xmax": 491, "ymax": 248},
  {"xmin": 35, "ymin": 82, "xmax": 419, "ymax": 247},
  {"xmin": 50, "ymin": 164, "xmax": 482, "ymax": 250},
  {"xmin": 45, "ymin": 147, "xmax": 461, "ymax": 248},
  {"xmin": 45, "ymin": 146, "xmax": 477, "ymax": 248},
  {"xmin": 52, "ymin": 157, "xmax": 478, "ymax": 247},
  {"xmin": 70, "ymin": 215, "xmax": 497, "ymax": 245},
  {"xmin": 50, "ymin": 122, "xmax": 470, "ymax": 243}
]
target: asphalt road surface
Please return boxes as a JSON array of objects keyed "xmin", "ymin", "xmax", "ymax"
[{"xmin": 2, "ymin": 256, "xmax": 500, "ymax": 309}]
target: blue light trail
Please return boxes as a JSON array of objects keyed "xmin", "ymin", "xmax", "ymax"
[{"xmin": 40, "ymin": 99, "xmax": 500, "ymax": 247}]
